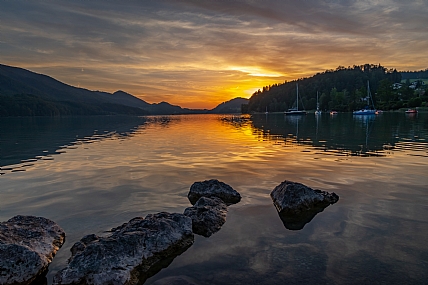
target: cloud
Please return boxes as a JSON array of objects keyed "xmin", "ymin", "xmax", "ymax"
[{"xmin": 0, "ymin": 0, "xmax": 427, "ymax": 108}]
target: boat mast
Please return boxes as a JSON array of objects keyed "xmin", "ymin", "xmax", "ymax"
[
  {"xmin": 316, "ymin": 91, "xmax": 319, "ymax": 111},
  {"xmin": 367, "ymin": 80, "xmax": 375, "ymax": 109},
  {"xmin": 296, "ymin": 83, "xmax": 299, "ymax": 111}
]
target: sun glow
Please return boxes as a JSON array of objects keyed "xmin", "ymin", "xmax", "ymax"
[{"xmin": 229, "ymin": 66, "xmax": 284, "ymax": 78}]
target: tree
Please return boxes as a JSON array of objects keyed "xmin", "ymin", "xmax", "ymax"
[{"xmin": 377, "ymin": 79, "xmax": 393, "ymax": 103}]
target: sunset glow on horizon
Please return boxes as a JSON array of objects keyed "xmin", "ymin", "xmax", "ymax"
[{"xmin": 1, "ymin": 0, "xmax": 427, "ymax": 109}]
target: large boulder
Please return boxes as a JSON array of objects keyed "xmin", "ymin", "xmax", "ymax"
[
  {"xmin": 270, "ymin": 181, "xmax": 339, "ymax": 230},
  {"xmin": 0, "ymin": 215, "xmax": 65, "ymax": 285},
  {"xmin": 53, "ymin": 212, "xmax": 194, "ymax": 285},
  {"xmin": 188, "ymin": 179, "xmax": 241, "ymax": 205},
  {"xmin": 184, "ymin": 196, "xmax": 228, "ymax": 237}
]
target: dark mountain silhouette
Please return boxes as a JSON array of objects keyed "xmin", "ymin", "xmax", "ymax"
[
  {"xmin": 0, "ymin": 64, "xmax": 209, "ymax": 116},
  {"xmin": 0, "ymin": 64, "xmax": 148, "ymax": 107},
  {"xmin": 209, "ymin": 97, "xmax": 249, "ymax": 113},
  {"xmin": 0, "ymin": 63, "xmax": 264, "ymax": 116},
  {"xmin": 0, "ymin": 64, "xmax": 153, "ymax": 115}
]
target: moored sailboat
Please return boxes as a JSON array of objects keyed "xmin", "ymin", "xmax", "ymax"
[
  {"xmin": 315, "ymin": 91, "xmax": 321, "ymax": 115},
  {"xmin": 353, "ymin": 81, "xmax": 376, "ymax": 115},
  {"xmin": 284, "ymin": 83, "xmax": 307, "ymax": 115}
]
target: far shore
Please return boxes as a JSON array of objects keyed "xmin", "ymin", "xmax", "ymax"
[{"xmin": 253, "ymin": 107, "xmax": 428, "ymax": 115}]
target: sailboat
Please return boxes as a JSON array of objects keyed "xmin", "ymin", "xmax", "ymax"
[
  {"xmin": 353, "ymin": 81, "xmax": 376, "ymax": 115},
  {"xmin": 284, "ymin": 83, "xmax": 307, "ymax": 115},
  {"xmin": 315, "ymin": 91, "xmax": 321, "ymax": 115}
]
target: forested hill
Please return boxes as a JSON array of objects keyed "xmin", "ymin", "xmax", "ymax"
[
  {"xmin": 245, "ymin": 64, "xmax": 421, "ymax": 113},
  {"xmin": 401, "ymin": 69, "xmax": 428, "ymax": 80}
]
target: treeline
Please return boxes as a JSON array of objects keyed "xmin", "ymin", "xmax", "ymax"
[
  {"xmin": 244, "ymin": 64, "xmax": 427, "ymax": 113},
  {"xmin": 401, "ymin": 69, "xmax": 428, "ymax": 80},
  {"xmin": 0, "ymin": 94, "xmax": 150, "ymax": 117}
]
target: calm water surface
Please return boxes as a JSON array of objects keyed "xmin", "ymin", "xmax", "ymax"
[{"xmin": 1, "ymin": 113, "xmax": 427, "ymax": 284}]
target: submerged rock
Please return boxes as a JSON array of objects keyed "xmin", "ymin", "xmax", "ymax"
[
  {"xmin": 270, "ymin": 180, "xmax": 339, "ymax": 230},
  {"xmin": 53, "ymin": 212, "xmax": 194, "ymax": 285},
  {"xmin": 188, "ymin": 179, "xmax": 241, "ymax": 205},
  {"xmin": 0, "ymin": 215, "xmax": 65, "ymax": 285},
  {"xmin": 184, "ymin": 196, "xmax": 228, "ymax": 237}
]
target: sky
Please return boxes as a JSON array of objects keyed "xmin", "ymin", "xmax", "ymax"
[{"xmin": 1, "ymin": 0, "xmax": 428, "ymax": 109}]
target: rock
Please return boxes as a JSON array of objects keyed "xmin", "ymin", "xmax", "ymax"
[
  {"xmin": 184, "ymin": 197, "xmax": 228, "ymax": 237},
  {"xmin": 270, "ymin": 180, "xmax": 339, "ymax": 214},
  {"xmin": 270, "ymin": 181, "xmax": 339, "ymax": 230},
  {"xmin": 0, "ymin": 215, "xmax": 65, "ymax": 285},
  {"xmin": 53, "ymin": 212, "xmax": 194, "ymax": 285},
  {"xmin": 188, "ymin": 179, "xmax": 241, "ymax": 205}
]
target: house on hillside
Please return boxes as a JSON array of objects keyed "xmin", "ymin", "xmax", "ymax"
[{"xmin": 392, "ymin": 83, "xmax": 402, "ymax": 89}]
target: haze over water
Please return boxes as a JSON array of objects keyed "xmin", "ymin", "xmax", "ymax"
[{"xmin": 0, "ymin": 113, "xmax": 427, "ymax": 284}]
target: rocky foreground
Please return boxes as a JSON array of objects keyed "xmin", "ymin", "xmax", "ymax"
[
  {"xmin": 188, "ymin": 179, "xmax": 241, "ymax": 205},
  {"xmin": 184, "ymin": 196, "xmax": 228, "ymax": 237},
  {"xmin": 184, "ymin": 179, "xmax": 241, "ymax": 237},
  {"xmin": 53, "ymin": 179, "xmax": 241, "ymax": 285},
  {"xmin": 53, "ymin": 212, "xmax": 194, "ymax": 285},
  {"xmin": 0, "ymin": 215, "xmax": 65, "ymax": 285},
  {"xmin": 1, "ymin": 179, "xmax": 339, "ymax": 283},
  {"xmin": 270, "ymin": 180, "xmax": 339, "ymax": 230}
]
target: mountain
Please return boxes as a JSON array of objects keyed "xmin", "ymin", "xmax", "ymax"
[
  {"xmin": 209, "ymin": 97, "xmax": 249, "ymax": 113},
  {"xmin": 0, "ymin": 64, "xmax": 154, "ymax": 116},
  {"xmin": 0, "ymin": 64, "xmax": 206, "ymax": 116},
  {"xmin": 0, "ymin": 63, "xmax": 253, "ymax": 116}
]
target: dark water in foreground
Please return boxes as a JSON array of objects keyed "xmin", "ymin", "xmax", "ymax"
[{"xmin": 0, "ymin": 113, "xmax": 427, "ymax": 284}]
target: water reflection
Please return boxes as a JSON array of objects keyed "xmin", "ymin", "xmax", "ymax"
[
  {"xmin": 240, "ymin": 112, "xmax": 428, "ymax": 157},
  {"xmin": 0, "ymin": 114, "xmax": 427, "ymax": 284},
  {"xmin": 277, "ymin": 205, "xmax": 329, "ymax": 230},
  {"xmin": 0, "ymin": 116, "xmax": 148, "ymax": 173}
]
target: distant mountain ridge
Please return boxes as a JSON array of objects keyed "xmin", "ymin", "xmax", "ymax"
[
  {"xmin": 0, "ymin": 64, "xmax": 245, "ymax": 116},
  {"xmin": 208, "ymin": 97, "xmax": 249, "ymax": 113}
]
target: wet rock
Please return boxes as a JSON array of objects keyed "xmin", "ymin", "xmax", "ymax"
[
  {"xmin": 184, "ymin": 197, "xmax": 228, "ymax": 237},
  {"xmin": 270, "ymin": 181, "xmax": 339, "ymax": 230},
  {"xmin": 188, "ymin": 179, "xmax": 241, "ymax": 205},
  {"xmin": 0, "ymin": 215, "xmax": 65, "ymax": 285},
  {"xmin": 53, "ymin": 212, "xmax": 194, "ymax": 285},
  {"xmin": 271, "ymin": 180, "xmax": 339, "ymax": 213}
]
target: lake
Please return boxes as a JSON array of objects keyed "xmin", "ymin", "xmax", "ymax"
[{"xmin": 1, "ymin": 113, "xmax": 427, "ymax": 284}]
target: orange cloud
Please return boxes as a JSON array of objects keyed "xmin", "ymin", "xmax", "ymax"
[{"xmin": 1, "ymin": 0, "xmax": 427, "ymax": 109}]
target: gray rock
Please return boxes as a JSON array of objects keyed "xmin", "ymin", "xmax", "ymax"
[
  {"xmin": 0, "ymin": 215, "xmax": 65, "ymax": 285},
  {"xmin": 270, "ymin": 180, "xmax": 339, "ymax": 214},
  {"xmin": 53, "ymin": 212, "xmax": 194, "ymax": 285},
  {"xmin": 188, "ymin": 179, "xmax": 241, "ymax": 205},
  {"xmin": 270, "ymin": 181, "xmax": 339, "ymax": 230},
  {"xmin": 184, "ymin": 197, "xmax": 228, "ymax": 237}
]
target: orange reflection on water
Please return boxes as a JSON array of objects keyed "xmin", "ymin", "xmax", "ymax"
[{"xmin": 1, "ymin": 114, "xmax": 428, "ymax": 284}]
